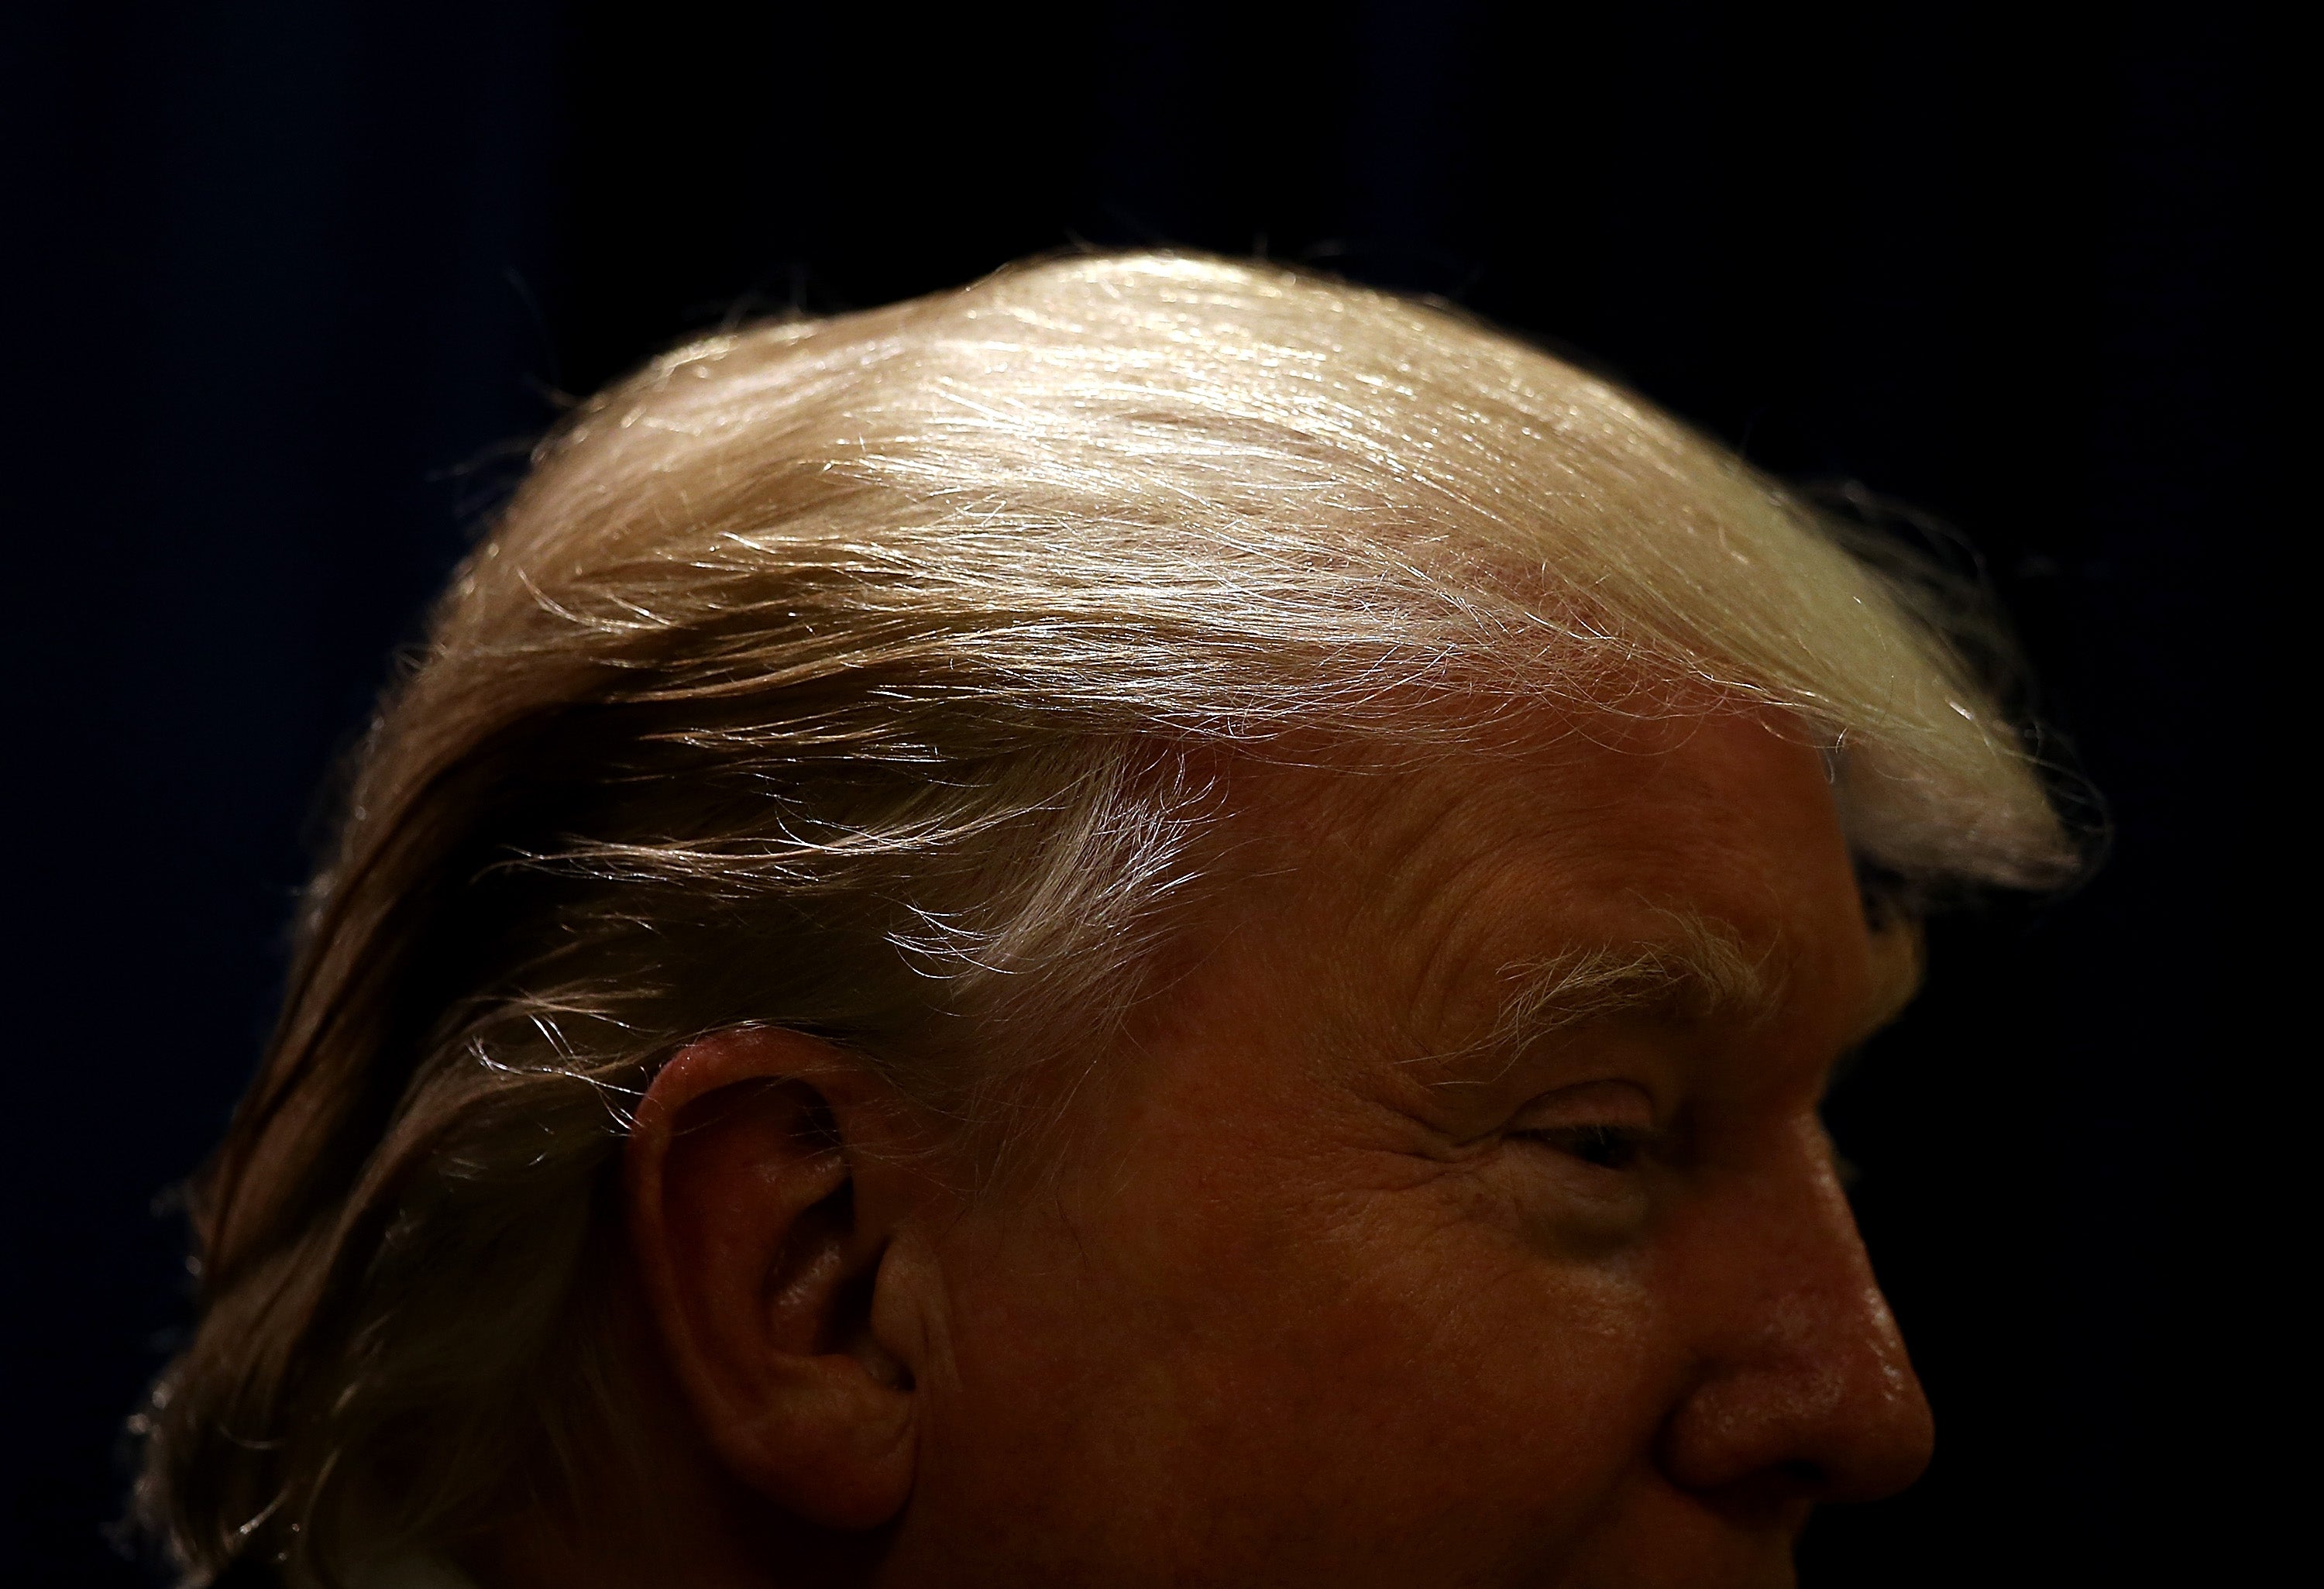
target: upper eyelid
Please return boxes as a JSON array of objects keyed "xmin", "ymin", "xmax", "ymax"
[{"xmin": 1508, "ymin": 1082, "xmax": 1660, "ymax": 1127}]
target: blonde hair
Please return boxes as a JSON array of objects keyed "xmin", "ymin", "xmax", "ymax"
[{"xmin": 136, "ymin": 253, "xmax": 2075, "ymax": 1583}]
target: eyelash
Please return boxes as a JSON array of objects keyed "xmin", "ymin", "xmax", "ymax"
[{"xmin": 1522, "ymin": 1123, "xmax": 1653, "ymax": 1171}]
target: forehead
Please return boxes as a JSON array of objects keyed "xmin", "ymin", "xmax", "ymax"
[
  {"xmin": 1205, "ymin": 709, "xmax": 1869, "ymax": 1048},
  {"xmin": 1253, "ymin": 710, "xmax": 1848, "ymax": 911}
]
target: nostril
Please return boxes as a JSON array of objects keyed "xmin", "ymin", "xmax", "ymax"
[
  {"xmin": 1676, "ymin": 1461, "xmax": 1831, "ymax": 1532},
  {"xmin": 1779, "ymin": 1459, "xmax": 1826, "ymax": 1491}
]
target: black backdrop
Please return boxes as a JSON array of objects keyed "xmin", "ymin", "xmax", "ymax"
[{"xmin": 4, "ymin": 4, "xmax": 2267, "ymax": 1584}]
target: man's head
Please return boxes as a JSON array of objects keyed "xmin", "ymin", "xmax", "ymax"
[{"xmin": 139, "ymin": 254, "xmax": 2073, "ymax": 1587}]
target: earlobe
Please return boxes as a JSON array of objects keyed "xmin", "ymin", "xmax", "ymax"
[{"xmin": 626, "ymin": 1027, "xmax": 920, "ymax": 1530}]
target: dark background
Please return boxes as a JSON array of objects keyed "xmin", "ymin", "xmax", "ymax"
[{"xmin": 4, "ymin": 2, "xmax": 2267, "ymax": 1583}]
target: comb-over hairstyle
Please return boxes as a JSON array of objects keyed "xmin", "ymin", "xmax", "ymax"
[{"xmin": 136, "ymin": 253, "xmax": 2075, "ymax": 1584}]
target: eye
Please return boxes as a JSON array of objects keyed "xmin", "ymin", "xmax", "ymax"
[
  {"xmin": 1521, "ymin": 1123, "xmax": 1652, "ymax": 1171},
  {"xmin": 1504, "ymin": 1079, "xmax": 1662, "ymax": 1181}
]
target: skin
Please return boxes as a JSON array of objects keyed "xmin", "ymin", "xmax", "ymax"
[{"xmin": 491, "ymin": 707, "xmax": 1934, "ymax": 1588}]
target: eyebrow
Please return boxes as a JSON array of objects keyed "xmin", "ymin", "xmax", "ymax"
[{"xmin": 1486, "ymin": 910, "xmax": 1781, "ymax": 1054}]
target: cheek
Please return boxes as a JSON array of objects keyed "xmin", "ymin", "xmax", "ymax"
[{"xmin": 913, "ymin": 1148, "xmax": 1676, "ymax": 1583}]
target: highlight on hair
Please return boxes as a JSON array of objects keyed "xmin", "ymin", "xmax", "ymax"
[{"xmin": 132, "ymin": 252, "xmax": 2080, "ymax": 1584}]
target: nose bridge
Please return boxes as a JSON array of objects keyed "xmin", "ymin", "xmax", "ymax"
[
  {"xmin": 1659, "ymin": 1119, "xmax": 1935, "ymax": 1504},
  {"xmin": 1776, "ymin": 1126, "xmax": 1909, "ymax": 1374}
]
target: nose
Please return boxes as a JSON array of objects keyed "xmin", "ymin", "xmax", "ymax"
[{"xmin": 1655, "ymin": 1121, "xmax": 1936, "ymax": 1509}]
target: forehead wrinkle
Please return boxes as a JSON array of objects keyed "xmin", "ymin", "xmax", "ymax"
[
  {"xmin": 1273, "ymin": 759, "xmax": 1705, "ymax": 1063},
  {"xmin": 1231, "ymin": 723, "xmax": 1817, "ymax": 1082},
  {"xmin": 1396, "ymin": 845, "xmax": 1555, "ymax": 1057},
  {"xmin": 1326, "ymin": 781, "xmax": 1576, "ymax": 1057}
]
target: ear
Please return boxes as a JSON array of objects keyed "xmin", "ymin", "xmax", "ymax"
[{"xmin": 625, "ymin": 1027, "xmax": 925, "ymax": 1530}]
